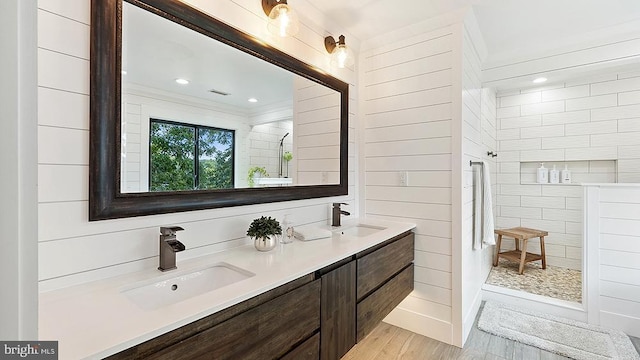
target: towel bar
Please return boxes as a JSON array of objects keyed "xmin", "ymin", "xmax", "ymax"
[{"xmin": 470, "ymin": 161, "xmax": 483, "ymax": 166}]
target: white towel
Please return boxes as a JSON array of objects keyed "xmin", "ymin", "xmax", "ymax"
[
  {"xmin": 481, "ymin": 161, "xmax": 496, "ymax": 246},
  {"xmin": 473, "ymin": 167, "xmax": 482, "ymax": 250},
  {"xmin": 473, "ymin": 161, "xmax": 496, "ymax": 249},
  {"xmin": 293, "ymin": 225, "xmax": 332, "ymax": 241}
]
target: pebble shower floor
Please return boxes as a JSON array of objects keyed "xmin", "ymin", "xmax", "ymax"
[{"xmin": 486, "ymin": 258, "xmax": 582, "ymax": 303}]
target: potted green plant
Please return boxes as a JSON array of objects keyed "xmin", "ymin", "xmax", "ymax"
[
  {"xmin": 247, "ymin": 216, "xmax": 282, "ymax": 251},
  {"xmin": 247, "ymin": 166, "xmax": 268, "ymax": 187},
  {"xmin": 282, "ymin": 151, "xmax": 293, "ymax": 178}
]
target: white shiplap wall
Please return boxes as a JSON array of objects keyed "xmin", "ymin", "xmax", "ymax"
[
  {"xmin": 460, "ymin": 21, "xmax": 496, "ymax": 343},
  {"xmin": 294, "ymin": 77, "xmax": 346, "ymax": 186},
  {"xmin": 37, "ymin": 0, "xmax": 357, "ymax": 291},
  {"xmin": 483, "ymin": 30, "xmax": 640, "ymax": 91},
  {"xmin": 361, "ymin": 23, "xmax": 455, "ymax": 344},
  {"xmin": 585, "ymin": 184, "xmax": 640, "ymax": 338},
  {"xmin": 361, "ymin": 10, "xmax": 494, "ymax": 346},
  {"xmin": 495, "ymin": 72, "xmax": 640, "ymax": 270}
]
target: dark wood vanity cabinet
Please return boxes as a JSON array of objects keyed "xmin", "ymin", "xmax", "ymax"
[
  {"xmin": 317, "ymin": 231, "xmax": 415, "ymax": 359},
  {"xmin": 109, "ymin": 231, "xmax": 414, "ymax": 360}
]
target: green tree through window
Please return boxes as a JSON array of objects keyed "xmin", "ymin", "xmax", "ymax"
[{"xmin": 149, "ymin": 119, "xmax": 234, "ymax": 191}]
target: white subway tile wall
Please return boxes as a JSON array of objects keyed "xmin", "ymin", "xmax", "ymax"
[
  {"xmin": 248, "ymin": 121, "xmax": 293, "ymax": 180},
  {"xmin": 496, "ymin": 72, "xmax": 640, "ymax": 270}
]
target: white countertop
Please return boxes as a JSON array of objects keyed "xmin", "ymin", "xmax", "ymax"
[{"xmin": 39, "ymin": 218, "xmax": 415, "ymax": 359}]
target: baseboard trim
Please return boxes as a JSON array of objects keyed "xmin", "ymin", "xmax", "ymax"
[
  {"xmin": 600, "ymin": 311, "xmax": 640, "ymax": 338},
  {"xmin": 482, "ymin": 284, "xmax": 587, "ymax": 322},
  {"xmin": 383, "ymin": 306, "xmax": 454, "ymax": 345},
  {"xmin": 462, "ymin": 286, "xmax": 484, "ymax": 346}
]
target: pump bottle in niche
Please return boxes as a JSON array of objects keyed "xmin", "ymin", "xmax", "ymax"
[
  {"xmin": 537, "ymin": 163, "xmax": 549, "ymax": 184},
  {"xmin": 549, "ymin": 165, "xmax": 560, "ymax": 184},
  {"xmin": 561, "ymin": 165, "xmax": 572, "ymax": 184}
]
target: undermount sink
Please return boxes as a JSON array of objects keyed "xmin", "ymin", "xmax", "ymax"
[
  {"xmin": 338, "ymin": 224, "xmax": 386, "ymax": 238},
  {"xmin": 122, "ymin": 262, "xmax": 254, "ymax": 310}
]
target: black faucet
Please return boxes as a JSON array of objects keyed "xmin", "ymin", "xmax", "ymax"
[
  {"xmin": 332, "ymin": 203, "xmax": 350, "ymax": 227},
  {"xmin": 158, "ymin": 226, "xmax": 186, "ymax": 271}
]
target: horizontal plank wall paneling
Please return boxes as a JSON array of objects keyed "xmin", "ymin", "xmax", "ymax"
[
  {"xmin": 585, "ymin": 185, "xmax": 640, "ymax": 338},
  {"xmin": 361, "ymin": 18, "xmax": 458, "ymax": 345},
  {"xmin": 294, "ymin": 78, "xmax": 345, "ymax": 186},
  {"xmin": 460, "ymin": 15, "xmax": 496, "ymax": 346},
  {"xmin": 37, "ymin": 0, "xmax": 358, "ymax": 290},
  {"xmin": 483, "ymin": 32, "xmax": 640, "ymax": 89}
]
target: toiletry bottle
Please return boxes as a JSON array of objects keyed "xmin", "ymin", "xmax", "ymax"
[
  {"xmin": 549, "ymin": 165, "xmax": 560, "ymax": 184},
  {"xmin": 561, "ymin": 165, "xmax": 572, "ymax": 184},
  {"xmin": 537, "ymin": 163, "xmax": 549, "ymax": 184},
  {"xmin": 281, "ymin": 214, "xmax": 294, "ymax": 244}
]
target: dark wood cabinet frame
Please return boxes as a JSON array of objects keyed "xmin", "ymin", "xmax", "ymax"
[{"xmin": 90, "ymin": 0, "xmax": 349, "ymax": 220}]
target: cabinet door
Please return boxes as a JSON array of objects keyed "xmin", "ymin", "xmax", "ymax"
[
  {"xmin": 147, "ymin": 279, "xmax": 321, "ymax": 360},
  {"xmin": 357, "ymin": 232, "xmax": 414, "ymax": 301},
  {"xmin": 320, "ymin": 261, "xmax": 356, "ymax": 360}
]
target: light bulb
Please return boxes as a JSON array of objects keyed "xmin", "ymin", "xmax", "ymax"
[
  {"xmin": 335, "ymin": 46, "xmax": 349, "ymax": 68},
  {"xmin": 330, "ymin": 42, "xmax": 354, "ymax": 69},
  {"xmin": 267, "ymin": 3, "xmax": 299, "ymax": 37},
  {"xmin": 278, "ymin": 8, "xmax": 289, "ymax": 37}
]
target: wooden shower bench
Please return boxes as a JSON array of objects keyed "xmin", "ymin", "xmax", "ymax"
[{"xmin": 493, "ymin": 227, "xmax": 547, "ymax": 275}]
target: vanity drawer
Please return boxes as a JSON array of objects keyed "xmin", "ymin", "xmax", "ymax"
[
  {"xmin": 280, "ymin": 333, "xmax": 319, "ymax": 360},
  {"xmin": 145, "ymin": 279, "xmax": 320, "ymax": 360},
  {"xmin": 356, "ymin": 264, "xmax": 414, "ymax": 341},
  {"xmin": 356, "ymin": 232, "xmax": 414, "ymax": 300},
  {"xmin": 108, "ymin": 274, "xmax": 315, "ymax": 360}
]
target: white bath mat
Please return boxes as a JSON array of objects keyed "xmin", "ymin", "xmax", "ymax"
[{"xmin": 478, "ymin": 301, "xmax": 640, "ymax": 360}]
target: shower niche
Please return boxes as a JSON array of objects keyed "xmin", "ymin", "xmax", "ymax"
[{"xmin": 519, "ymin": 160, "xmax": 618, "ymax": 185}]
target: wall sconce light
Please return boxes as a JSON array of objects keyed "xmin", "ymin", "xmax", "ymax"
[
  {"xmin": 262, "ymin": 0, "xmax": 299, "ymax": 37},
  {"xmin": 325, "ymin": 35, "xmax": 354, "ymax": 69}
]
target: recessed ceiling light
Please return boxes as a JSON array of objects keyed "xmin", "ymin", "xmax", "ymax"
[
  {"xmin": 175, "ymin": 78, "xmax": 190, "ymax": 85},
  {"xmin": 248, "ymin": 98, "xmax": 258, "ymax": 103},
  {"xmin": 533, "ymin": 77, "xmax": 548, "ymax": 84}
]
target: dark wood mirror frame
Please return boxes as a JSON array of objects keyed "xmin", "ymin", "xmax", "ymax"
[{"xmin": 90, "ymin": 0, "xmax": 349, "ymax": 221}]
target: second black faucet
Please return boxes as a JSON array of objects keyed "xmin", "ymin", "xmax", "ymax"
[{"xmin": 332, "ymin": 202, "xmax": 350, "ymax": 227}]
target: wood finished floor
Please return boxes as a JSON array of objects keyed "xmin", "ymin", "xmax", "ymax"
[
  {"xmin": 343, "ymin": 307, "xmax": 640, "ymax": 360},
  {"xmin": 343, "ymin": 321, "xmax": 572, "ymax": 360}
]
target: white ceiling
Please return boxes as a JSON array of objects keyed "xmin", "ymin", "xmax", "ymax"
[
  {"xmin": 123, "ymin": 1, "xmax": 640, "ymax": 106},
  {"xmin": 123, "ymin": 2, "xmax": 295, "ymax": 111},
  {"xmin": 311, "ymin": 0, "xmax": 640, "ymax": 63}
]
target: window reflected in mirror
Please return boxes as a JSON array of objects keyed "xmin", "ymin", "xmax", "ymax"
[{"xmin": 146, "ymin": 120, "xmax": 235, "ymax": 192}]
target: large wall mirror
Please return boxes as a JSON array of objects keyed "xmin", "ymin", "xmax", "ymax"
[{"xmin": 90, "ymin": 0, "xmax": 349, "ymax": 220}]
